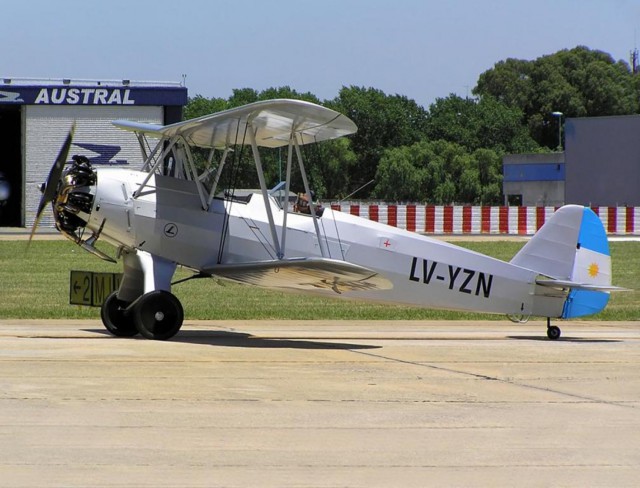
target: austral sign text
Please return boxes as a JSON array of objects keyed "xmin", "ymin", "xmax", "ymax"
[
  {"xmin": 0, "ymin": 85, "xmax": 188, "ymax": 106},
  {"xmin": 34, "ymin": 88, "xmax": 136, "ymax": 105}
]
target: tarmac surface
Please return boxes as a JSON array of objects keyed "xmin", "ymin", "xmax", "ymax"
[{"xmin": 0, "ymin": 319, "xmax": 639, "ymax": 487}]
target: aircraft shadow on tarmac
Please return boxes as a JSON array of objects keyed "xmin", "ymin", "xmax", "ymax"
[
  {"xmin": 508, "ymin": 336, "xmax": 622, "ymax": 343},
  {"xmin": 85, "ymin": 329, "xmax": 381, "ymax": 350}
]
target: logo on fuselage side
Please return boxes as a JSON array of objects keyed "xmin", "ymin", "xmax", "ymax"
[{"xmin": 163, "ymin": 223, "xmax": 178, "ymax": 238}]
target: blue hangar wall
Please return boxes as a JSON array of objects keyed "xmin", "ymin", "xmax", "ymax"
[{"xmin": 0, "ymin": 79, "xmax": 188, "ymax": 227}]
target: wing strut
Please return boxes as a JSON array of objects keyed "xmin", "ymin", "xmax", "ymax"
[
  {"xmin": 274, "ymin": 132, "xmax": 327, "ymax": 260},
  {"xmin": 279, "ymin": 134, "xmax": 294, "ymax": 256},
  {"xmin": 133, "ymin": 136, "xmax": 179, "ymax": 198},
  {"xmin": 294, "ymin": 135, "xmax": 327, "ymax": 257},
  {"xmin": 140, "ymin": 135, "xmax": 163, "ymax": 172},
  {"xmin": 206, "ymin": 146, "xmax": 231, "ymax": 208},
  {"xmin": 248, "ymin": 123, "xmax": 282, "ymax": 258},
  {"xmin": 180, "ymin": 137, "xmax": 208, "ymax": 210},
  {"xmin": 135, "ymin": 132, "xmax": 150, "ymax": 167}
]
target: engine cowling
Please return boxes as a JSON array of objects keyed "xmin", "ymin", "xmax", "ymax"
[{"xmin": 53, "ymin": 155, "xmax": 96, "ymax": 238}]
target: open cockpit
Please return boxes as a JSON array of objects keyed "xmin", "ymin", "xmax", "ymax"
[{"xmin": 114, "ymin": 100, "xmax": 350, "ymax": 259}]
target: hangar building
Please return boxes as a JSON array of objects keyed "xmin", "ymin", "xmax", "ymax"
[
  {"xmin": 502, "ymin": 152, "xmax": 565, "ymax": 206},
  {"xmin": 0, "ymin": 78, "xmax": 188, "ymax": 228},
  {"xmin": 503, "ymin": 114, "xmax": 640, "ymax": 207},
  {"xmin": 564, "ymin": 115, "xmax": 640, "ymax": 207}
]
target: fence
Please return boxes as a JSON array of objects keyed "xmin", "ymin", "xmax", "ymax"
[{"xmin": 328, "ymin": 203, "xmax": 640, "ymax": 235}]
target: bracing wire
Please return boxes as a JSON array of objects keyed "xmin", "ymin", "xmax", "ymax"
[{"xmin": 216, "ymin": 119, "xmax": 248, "ymax": 264}]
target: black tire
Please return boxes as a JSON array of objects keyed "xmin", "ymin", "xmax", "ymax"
[
  {"xmin": 547, "ymin": 325, "xmax": 561, "ymax": 340},
  {"xmin": 132, "ymin": 290, "xmax": 184, "ymax": 341},
  {"xmin": 101, "ymin": 291, "xmax": 139, "ymax": 337}
]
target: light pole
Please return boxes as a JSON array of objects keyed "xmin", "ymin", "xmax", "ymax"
[{"xmin": 551, "ymin": 111, "xmax": 563, "ymax": 151}]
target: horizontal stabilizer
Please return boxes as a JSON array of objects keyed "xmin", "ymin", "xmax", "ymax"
[
  {"xmin": 536, "ymin": 278, "xmax": 628, "ymax": 292},
  {"xmin": 203, "ymin": 257, "xmax": 392, "ymax": 293}
]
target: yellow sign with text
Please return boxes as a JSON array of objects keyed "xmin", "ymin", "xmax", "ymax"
[{"xmin": 70, "ymin": 271, "xmax": 123, "ymax": 307}]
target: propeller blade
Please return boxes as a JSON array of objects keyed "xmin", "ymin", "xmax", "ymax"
[{"xmin": 28, "ymin": 123, "xmax": 76, "ymax": 244}]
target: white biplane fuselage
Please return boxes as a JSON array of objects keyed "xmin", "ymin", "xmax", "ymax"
[
  {"xmin": 92, "ymin": 167, "xmax": 564, "ymax": 319},
  {"xmin": 35, "ymin": 99, "xmax": 620, "ymax": 341}
]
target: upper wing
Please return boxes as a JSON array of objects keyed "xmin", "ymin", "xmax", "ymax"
[
  {"xmin": 113, "ymin": 98, "xmax": 357, "ymax": 149},
  {"xmin": 202, "ymin": 257, "xmax": 392, "ymax": 293}
]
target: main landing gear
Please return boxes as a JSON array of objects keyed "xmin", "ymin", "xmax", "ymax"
[
  {"xmin": 546, "ymin": 317, "xmax": 561, "ymax": 340},
  {"xmin": 101, "ymin": 290, "xmax": 184, "ymax": 340}
]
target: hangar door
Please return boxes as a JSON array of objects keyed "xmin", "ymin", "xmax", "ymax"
[
  {"xmin": 25, "ymin": 105, "xmax": 163, "ymax": 228},
  {"xmin": 0, "ymin": 106, "xmax": 22, "ymax": 226}
]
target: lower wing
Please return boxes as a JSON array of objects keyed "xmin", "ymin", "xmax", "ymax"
[{"xmin": 202, "ymin": 258, "xmax": 392, "ymax": 293}]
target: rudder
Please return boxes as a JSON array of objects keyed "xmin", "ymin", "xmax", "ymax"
[
  {"xmin": 510, "ymin": 205, "xmax": 611, "ymax": 318},
  {"xmin": 562, "ymin": 207, "xmax": 611, "ymax": 318}
]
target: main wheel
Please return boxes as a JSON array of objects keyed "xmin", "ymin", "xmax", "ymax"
[
  {"xmin": 132, "ymin": 290, "xmax": 184, "ymax": 341},
  {"xmin": 547, "ymin": 325, "xmax": 561, "ymax": 340},
  {"xmin": 101, "ymin": 291, "xmax": 138, "ymax": 337}
]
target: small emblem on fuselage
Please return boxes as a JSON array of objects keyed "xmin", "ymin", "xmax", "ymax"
[{"xmin": 163, "ymin": 223, "xmax": 178, "ymax": 238}]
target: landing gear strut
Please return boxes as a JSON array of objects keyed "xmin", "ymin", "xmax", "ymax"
[
  {"xmin": 100, "ymin": 290, "xmax": 184, "ymax": 341},
  {"xmin": 546, "ymin": 317, "xmax": 561, "ymax": 340}
]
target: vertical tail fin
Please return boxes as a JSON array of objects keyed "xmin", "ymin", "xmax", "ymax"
[{"xmin": 510, "ymin": 205, "xmax": 611, "ymax": 318}]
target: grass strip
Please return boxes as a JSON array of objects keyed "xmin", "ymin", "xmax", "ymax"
[{"xmin": 0, "ymin": 240, "xmax": 637, "ymax": 321}]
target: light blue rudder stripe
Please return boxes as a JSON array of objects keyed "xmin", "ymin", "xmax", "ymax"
[{"xmin": 562, "ymin": 207, "xmax": 610, "ymax": 318}]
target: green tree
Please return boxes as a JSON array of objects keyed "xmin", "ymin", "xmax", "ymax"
[
  {"xmin": 183, "ymin": 95, "xmax": 228, "ymax": 120},
  {"xmin": 310, "ymin": 138, "xmax": 358, "ymax": 199},
  {"xmin": 374, "ymin": 140, "xmax": 503, "ymax": 204},
  {"xmin": 372, "ymin": 145, "xmax": 426, "ymax": 201},
  {"xmin": 473, "ymin": 148, "xmax": 502, "ymax": 204},
  {"xmin": 328, "ymin": 86, "xmax": 428, "ymax": 194},
  {"xmin": 425, "ymin": 94, "xmax": 539, "ymax": 153},
  {"xmin": 227, "ymin": 88, "xmax": 259, "ymax": 108},
  {"xmin": 182, "ymin": 87, "xmax": 357, "ymax": 197},
  {"xmin": 257, "ymin": 86, "xmax": 320, "ymax": 104},
  {"xmin": 475, "ymin": 46, "xmax": 639, "ymax": 148}
]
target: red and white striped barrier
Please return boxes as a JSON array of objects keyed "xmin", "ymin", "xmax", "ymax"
[{"xmin": 328, "ymin": 204, "xmax": 640, "ymax": 235}]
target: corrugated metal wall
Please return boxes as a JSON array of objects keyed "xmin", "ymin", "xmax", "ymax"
[{"xmin": 25, "ymin": 105, "xmax": 163, "ymax": 227}]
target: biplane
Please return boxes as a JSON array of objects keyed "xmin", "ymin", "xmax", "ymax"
[{"xmin": 30, "ymin": 99, "xmax": 622, "ymax": 340}]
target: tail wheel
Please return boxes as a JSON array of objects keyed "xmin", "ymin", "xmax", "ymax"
[
  {"xmin": 133, "ymin": 290, "xmax": 184, "ymax": 341},
  {"xmin": 101, "ymin": 291, "xmax": 138, "ymax": 337},
  {"xmin": 546, "ymin": 318, "xmax": 561, "ymax": 340},
  {"xmin": 547, "ymin": 325, "xmax": 561, "ymax": 340}
]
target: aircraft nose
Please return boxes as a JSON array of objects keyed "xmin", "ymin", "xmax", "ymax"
[{"xmin": 52, "ymin": 156, "xmax": 97, "ymax": 237}]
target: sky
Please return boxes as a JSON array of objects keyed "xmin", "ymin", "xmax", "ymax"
[{"xmin": 3, "ymin": 0, "xmax": 640, "ymax": 108}]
